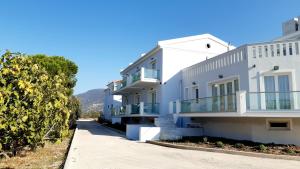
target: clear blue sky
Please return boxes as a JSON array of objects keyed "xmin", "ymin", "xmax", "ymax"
[{"xmin": 0, "ymin": 0, "xmax": 299, "ymax": 94}]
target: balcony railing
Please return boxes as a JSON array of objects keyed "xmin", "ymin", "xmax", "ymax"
[
  {"xmin": 180, "ymin": 94, "xmax": 237, "ymax": 113},
  {"xmin": 113, "ymin": 68, "xmax": 160, "ymax": 93},
  {"xmin": 112, "ymin": 102, "xmax": 159, "ymax": 116},
  {"xmin": 143, "ymin": 103, "xmax": 159, "ymax": 115},
  {"xmin": 247, "ymin": 91, "xmax": 300, "ymax": 111},
  {"xmin": 131, "ymin": 71, "xmax": 141, "ymax": 83},
  {"xmin": 111, "ymin": 105, "xmax": 126, "ymax": 116},
  {"xmin": 144, "ymin": 68, "xmax": 160, "ymax": 79}
]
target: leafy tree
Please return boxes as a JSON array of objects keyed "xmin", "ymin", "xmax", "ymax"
[
  {"xmin": 68, "ymin": 96, "xmax": 81, "ymax": 128},
  {"xmin": 0, "ymin": 51, "xmax": 75, "ymax": 155},
  {"xmin": 29, "ymin": 54, "xmax": 78, "ymax": 95}
]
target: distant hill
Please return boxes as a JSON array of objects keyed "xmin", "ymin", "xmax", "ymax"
[{"xmin": 76, "ymin": 88, "xmax": 105, "ymax": 113}]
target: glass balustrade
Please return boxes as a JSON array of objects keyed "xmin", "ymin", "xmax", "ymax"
[
  {"xmin": 143, "ymin": 103, "xmax": 159, "ymax": 115},
  {"xmin": 131, "ymin": 71, "xmax": 141, "ymax": 83},
  {"xmin": 180, "ymin": 94, "xmax": 237, "ymax": 113},
  {"xmin": 144, "ymin": 68, "xmax": 160, "ymax": 80},
  {"xmin": 247, "ymin": 91, "xmax": 300, "ymax": 111}
]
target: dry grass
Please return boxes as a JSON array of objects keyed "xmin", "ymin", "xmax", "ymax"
[{"xmin": 0, "ymin": 130, "xmax": 74, "ymax": 169}]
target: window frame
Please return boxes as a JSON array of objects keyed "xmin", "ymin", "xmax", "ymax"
[{"xmin": 266, "ymin": 119, "xmax": 292, "ymax": 131}]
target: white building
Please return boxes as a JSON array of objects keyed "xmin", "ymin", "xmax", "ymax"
[
  {"xmin": 111, "ymin": 34, "xmax": 234, "ymax": 125},
  {"xmin": 170, "ymin": 17, "xmax": 300, "ymax": 145},
  {"xmin": 103, "ymin": 81, "xmax": 122, "ymax": 122}
]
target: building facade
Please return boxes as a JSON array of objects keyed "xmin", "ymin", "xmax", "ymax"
[
  {"xmin": 171, "ymin": 17, "xmax": 300, "ymax": 145},
  {"xmin": 111, "ymin": 34, "xmax": 234, "ymax": 124},
  {"xmin": 103, "ymin": 81, "xmax": 122, "ymax": 121}
]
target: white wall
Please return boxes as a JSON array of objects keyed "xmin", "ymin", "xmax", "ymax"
[
  {"xmin": 181, "ymin": 46, "xmax": 249, "ymax": 100},
  {"xmin": 103, "ymin": 83, "xmax": 122, "ymax": 121},
  {"xmin": 160, "ymin": 37, "xmax": 232, "ymax": 114},
  {"xmin": 126, "ymin": 124, "xmax": 159, "ymax": 141},
  {"xmin": 193, "ymin": 117, "xmax": 300, "ymax": 145},
  {"xmin": 247, "ymin": 40, "xmax": 300, "ymax": 92}
]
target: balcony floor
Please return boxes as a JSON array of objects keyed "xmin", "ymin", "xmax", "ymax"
[{"xmin": 113, "ymin": 80, "xmax": 159, "ymax": 95}]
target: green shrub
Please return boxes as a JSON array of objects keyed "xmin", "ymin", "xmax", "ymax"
[
  {"xmin": 216, "ymin": 141, "xmax": 224, "ymax": 148},
  {"xmin": 0, "ymin": 51, "xmax": 78, "ymax": 155},
  {"xmin": 284, "ymin": 147, "xmax": 296, "ymax": 154},
  {"xmin": 235, "ymin": 143, "xmax": 245, "ymax": 149},
  {"xmin": 258, "ymin": 144, "xmax": 267, "ymax": 152}
]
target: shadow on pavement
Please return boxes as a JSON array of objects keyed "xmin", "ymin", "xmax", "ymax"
[{"xmin": 76, "ymin": 120, "xmax": 126, "ymax": 139}]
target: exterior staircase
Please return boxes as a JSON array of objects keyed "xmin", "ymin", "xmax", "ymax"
[{"xmin": 154, "ymin": 114, "xmax": 182, "ymax": 140}]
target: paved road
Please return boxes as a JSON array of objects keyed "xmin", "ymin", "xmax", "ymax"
[{"xmin": 64, "ymin": 119, "xmax": 300, "ymax": 169}]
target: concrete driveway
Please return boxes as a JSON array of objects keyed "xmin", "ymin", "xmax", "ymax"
[{"xmin": 64, "ymin": 119, "xmax": 300, "ymax": 169}]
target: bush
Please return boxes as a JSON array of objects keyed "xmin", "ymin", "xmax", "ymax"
[
  {"xmin": 0, "ymin": 51, "xmax": 77, "ymax": 155},
  {"xmin": 80, "ymin": 111, "xmax": 100, "ymax": 119},
  {"xmin": 216, "ymin": 141, "xmax": 224, "ymax": 148},
  {"xmin": 235, "ymin": 143, "xmax": 245, "ymax": 149},
  {"xmin": 202, "ymin": 137, "xmax": 208, "ymax": 143},
  {"xmin": 284, "ymin": 147, "xmax": 296, "ymax": 154},
  {"xmin": 258, "ymin": 144, "xmax": 267, "ymax": 152}
]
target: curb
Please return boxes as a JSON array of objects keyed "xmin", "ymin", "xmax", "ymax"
[
  {"xmin": 146, "ymin": 140, "xmax": 300, "ymax": 161},
  {"xmin": 63, "ymin": 128, "xmax": 79, "ymax": 169}
]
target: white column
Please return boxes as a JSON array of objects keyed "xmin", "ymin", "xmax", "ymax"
[
  {"xmin": 236, "ymin": 90, "xmax": 247, "ymax": 114},
  {"xmin": 169, "ymin": 101, "xmax": 173, "ymax": 114},
  {"xmin": 176, "ymin": 99, "xmax": 181, "ymax": 114},
  {"xmin": 139, "ymin": 102, "xmax": 144, "ymax": 115},
  {"xmin": 140, "ymin": 67, "xmax": 145, "ymax": 81},
  {"xmin": 126, "ymin": 104, "xmax": 132, "ymax": 115}
]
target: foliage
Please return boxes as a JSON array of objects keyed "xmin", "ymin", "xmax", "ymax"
[
  {"xmin": 202, "ymin": 137, "xmax": 208, "ymax": 143},
  {"xmin": 234, "ymin": 143, "xmax": 245, "ymax": 149},
  {"xmin": 216, "ymin": 141, "xmax": 224, "ymax": 148},
  {"xmin": 0, "ymin": 51, "xmax": 77, "ymax": 155},
  {"xmin": 258, "ymin": 144, "xmax": 267, "ymax": 152},
  {"xmin": 79, "ymin": 111, "xmax": 100, "ymax": 119},
  {"xmin": 68, "ymin": 96, "xmax": 81, "ymax": 128},
  {"xmin": 29, "ymin": 54, "xmax": 78, "ymax": 95}
]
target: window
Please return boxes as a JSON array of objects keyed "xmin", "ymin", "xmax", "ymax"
[
  {"xmin": 276, "ymin": 44, "xmax": 280, "ymax": 56},
  {"xmin": 264, "ymin": 46, "xmax": 268, "ymax": 57},
  {"xmin": 295, "ymin": 42, "xmax": 299, "ymax": 55},
  {"xmin": 289, "ymin": 43, "xmax": 293, "ymax": 55},
  {"xmin": 234, "ymin": 79, "xmax": 239, "ymax": 92},
  {"xmin": 267, "ymin": 119, "xmax": 291, "ymax": 130},
  {"xmin": 184, "ymin": 88, "xmax": 189, "ymax": 100},
  {"xmin": 264, "ymin": 76, "xmax": 276, "ymax": 110},
  {"xmin": 258, "ymin": 46, "xmax": 262, "ymax": 57},
  {"xmin": 283, "ymin": 44, "xmax": 287, "ymax": 56},
  {"xmin": 151, "ymin": 61, "xmax": 156, "ymax": 69},
  {"xmin": 270, "ymin": 45, "xmax": 274, "ymax": 57},
  {"xmin": 252, "ymin": 47, "xmax": 256, "ymax": 58}
]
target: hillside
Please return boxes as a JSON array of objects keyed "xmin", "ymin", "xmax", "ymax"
[{"xmin": 76, "ymin": 88, "xmax": 105, "ymax": 113}]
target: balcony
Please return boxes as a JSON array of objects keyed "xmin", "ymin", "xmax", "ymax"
[
  {"xmin": 170, "ymin": 91, "xmax": 300, "ymax": 117},
  {"xmin": 112, "ymin": 68, "xmax": 160, "ymax": 95},
  {"xmin": 112, "ymin": 102, "xmax": 160, "ymax": 117},
  {"xmin": 247, "ymin": 91, "xmax": 300, "ymax": 112}
]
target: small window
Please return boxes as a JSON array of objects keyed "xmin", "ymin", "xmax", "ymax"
[
  {"xmin": 283, "ymin": 44, "xmax": 287, "ymax": 56},
  {"xmin": 289, "ymin": 43, "xmax": 293, "ymax": 55},
  {"xmin": 267, "ymin": 119, "xmax": 291, "ymax": 130},
  {"xmin": 206, "ymin": 43, "xmax": 211, "ymax": 48},
  {"xmin": 184, "ymin": 88, "xmax": 189, "ymax": 100},
  {"xmin": 270, "ymin": 45, "xmax": 274, "ymax": 57},
  {"xmin": 264, "ymin": 46, "xmax": 268, "ymax": 57},
  {"xmin": 295, "ymin": 42, "xmax": 299, "ymax": 55},
  {"xmin": 252, "ymin": 47, "xmax": 256, "ymax": 58},
  {"xmin": 276, "ymin": 44, "xmax": 281, "ymax": 56},
  {"xmin": 258, "ymin": 46, "xmax": 262, "ymax": 57}
]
